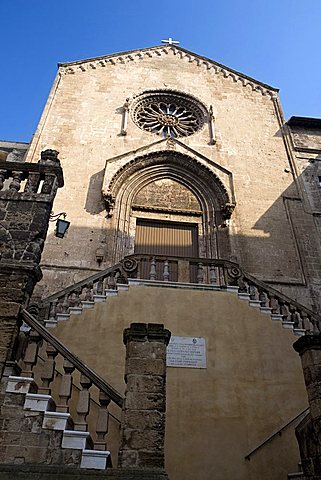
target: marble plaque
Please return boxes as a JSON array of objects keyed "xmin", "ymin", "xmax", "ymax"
[{"xmin": 166, "ymin": 336, "xmax": 206, "ymax": 369}]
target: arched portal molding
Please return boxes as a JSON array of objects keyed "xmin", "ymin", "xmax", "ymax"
[
  {"xmin": 105, "ymin": 151, "xmax": 233, "ymax": 217},
  {"xmin": 104, "ymin": 151, "xmax": 234, "ymax": 263}
]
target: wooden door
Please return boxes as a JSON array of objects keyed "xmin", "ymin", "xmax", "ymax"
[{"xmin": 134, "ymin": 219, "xmax": 199, "ymax": 280}]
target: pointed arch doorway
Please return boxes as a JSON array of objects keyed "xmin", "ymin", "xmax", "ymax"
[{"xmin": 105, "ymin": 151, "xmax": 233, "ymax": 266}]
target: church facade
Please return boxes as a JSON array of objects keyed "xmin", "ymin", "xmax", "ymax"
[
  {"xmin": 23, "ymin": 44, "xmax": 321, "ymax": 309},
  {"xmin": 1, "ymin": 44, "xmax": 321, "ymax": 479}
]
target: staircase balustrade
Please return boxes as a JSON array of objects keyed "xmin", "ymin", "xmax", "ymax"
[
  {"xmin": 37, "ymin": 254, "xmax": 321, "ymax": 334},
  {"xmin": 0, "ymin": 159, "xmax": 63, "ymax": 194},
  {"xmin": 16, "ymin": 309, "xmax": 124, "ymax": 455}
]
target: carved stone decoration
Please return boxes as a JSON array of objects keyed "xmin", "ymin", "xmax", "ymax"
[
  {"xmin": 131, "ymin": 90, "xmax": 207, "ymax": 138},
  {"xmin": 121, "ymin": 258, "xmax": 138, "ymax": 273},
  {"xmin": 59, "ymin": 45, "xmax": 277, "ymax": 98},
  {"xmin": 226, "ymin": 266, "xmax": 242, "ymax": 281},
  {"xmin": 166, "ymin": 137, "xmax": 176, "ymax": 150},
  {"xmin": 120, "ymin": 98, "xmax": 130, "ymax": 136},
  {"xmin": 104, "ymin": 192, "xmax": 115, "ymax": 218},
  {"xmin": 208, "ymin": 105, "xmax": 216, "ymax": 145},
  {"xmin": 221, "ymin": 202, "xmax": 236, "ymax": 220},
  {"xmin": 108, "ymin": 151, "xmax": 230, "ymax": 209},
  {"xmin": 38, "ymin": 149, "xmax": 61, "ymax": 167}
]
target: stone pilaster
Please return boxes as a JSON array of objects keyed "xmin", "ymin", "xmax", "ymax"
[
  {"xmin": 0, "ymin": 151, "xmax": 63, "ymax": 379},
  {"xmin": 293, "ymin": 335, "xmax": 321, "ymax": 478},
  {"xmin": 118, "ymin": 323, "xmax": 171, "ymax": 474}
]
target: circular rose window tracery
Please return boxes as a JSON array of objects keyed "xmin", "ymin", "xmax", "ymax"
[{"xmin": 131, "ymin": 92, "xmax": 206, "ymax": 138}]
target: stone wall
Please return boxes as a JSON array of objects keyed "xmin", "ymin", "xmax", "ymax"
[
  {"xmin": 23, "ymin": 45, "xmax": 315, "ymax": 307},
  {"xmin": 0, "ymin": 465, "xmax": 170, "ymax": 479}
]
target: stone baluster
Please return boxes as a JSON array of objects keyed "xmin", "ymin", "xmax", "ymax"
[
  {"xmin": 79, "ymin": 286, "xmax": 87, "ymax": 302},
  {"xmin": 20, "ymin": 329, "xmax": 42, "ymax": 377},
  {"xmin": 9, "ymin": 171, "xmax": 23, "ymax": 191},
  {"xmin": 38, "ymin": 344, "xmax": 58, "ymax": 395},
  {"xmin": 259, "ymin": 289, "xmax": 269, "ymax": 307},
  {"xmin": 163, "ymin": 260, "xmax": 170, "ymax": 282},
  {"xmin": 102, "ymin": 277, "xmax": 109, "ymax": 292},
  {"xmin": 41, "ymin": 173, "xmax": 57, "ymax": 194},
  {"xmin": 301, "ymin": 312, "xmax": 313, "ymax": 333},
  {"xmin": 74, "ymin": 374, "xmax": 92, "ymax": 431},
  {"xmin": 0, "ymin": 169, "xmax": 6, "ymax": 190},
  {"xmin": 85, "ymin": 283, "xmax": 94, "ymax": 301},
  {"xmin": 149, "ymin": 257, "xmax": 157, "ymax": 281},
  {"xmin": 24, "ymin": 172, "xmax": 41, "ymax": 193},
  {"xmin": 290, "ymin": 307, "xmax": 303, "ymax": 329},
  {"xmin": 75, "ymin": 289, "xmax": 82, "ymax": 307},
  {"xmin": 95, "ymin": 278, "xmax": 104, "ymax": 295},
  {"xmin": 197, "ymin": 262, "xmax": 204, "ymax": 284},
  {"xmin": 279, "ymin": 301, "xmax": 290, "ymax": 321},
  {"xmin": 249, "ymin": 284, "xmax": 259, "ymax": 301},
  {"xmin": 61, "ymin": 294, "xmax": 70, "ymax": 314},
  {"xmin": 48, "ymin": 299, "xmax": 58, "ymax": 322},
  {"xmin": 94, "ymin": 391, "xmax": 111, "ymax": 451},
  {"xmin": 269, "ymin": 294, "xmax": 280, "ymax": 314},
  {"xmin": 209, "ymin": 264, "xmax": 217, "ymax": 285},
  {"xmin": 68, "ymin": 292, "xmax": 78, "ymax": 308},
  {"xmin": 108, "ymin": 273, "xmax": 116, "ymax": 290},
  {"xmin": 55, "ymin": 297, "xmax": 64, "ymax": 314},
  {"xmin": 56, "ymin": 359, "xmax": 75, "ymax": 413}
]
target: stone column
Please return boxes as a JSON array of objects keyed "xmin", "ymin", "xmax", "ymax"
[
  {"xmin": 293, "ymin": 335, "xmax": 321, "ymax": 478},
  {"xmin": 118, "ymin": 322, "xmax": 171, "ymax": 474}
]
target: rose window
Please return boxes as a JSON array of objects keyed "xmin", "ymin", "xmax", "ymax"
[{"xmin": 131, "ymin": 92, "xmax": 206, "ymax": 138}]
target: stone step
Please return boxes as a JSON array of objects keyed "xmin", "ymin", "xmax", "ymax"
[
  {"xmin": 24, "ymin": 393, "xmax": 55, "ymax": 412},
  {"xmin": 80, "ymin": 449, "xmax": 111, "ymax": 470},
  {"xmin": 62, "ymin": 430, "xmax": 91, "ymax": 450},
  {"xmin": 6, "ymin": 377, "xmax": 109, "ymax": 470},
  {"xmin": 42, "ymin": 411, "xmax": 71, "ymax": 431}
]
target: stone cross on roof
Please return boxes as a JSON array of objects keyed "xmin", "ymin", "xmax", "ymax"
[{"xmin": 161, "ymin": 37, "xmax": 180, "ymax": 46}]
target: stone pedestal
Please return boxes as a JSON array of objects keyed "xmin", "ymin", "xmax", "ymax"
[
  {"xmin": 293, "ymin": 335, "xmax": 321, "ymax": 478},
  {"xmin": 118, "ymin": 323, "xmax": 171, "ymax": 476}
]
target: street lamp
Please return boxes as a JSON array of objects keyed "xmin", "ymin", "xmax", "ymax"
[{"xmin": 49, "ymin": 212, "xmax": 70, "ymax": 238}]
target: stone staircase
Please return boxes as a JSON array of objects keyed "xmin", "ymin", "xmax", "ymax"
[
  {"xmin": 36, "ymin": 254, "xmax": 320, "ymax": 340},
  {"xmin": 40, "ymin": 276, "xmax": 307, "ymax": 339},
  {"xmin": 3, "ymin": 374, "xmax": 110, "ymax": 470},
  {"xmin": 1, "ymin": 307, "xmax": 124, "ymax": 472}
]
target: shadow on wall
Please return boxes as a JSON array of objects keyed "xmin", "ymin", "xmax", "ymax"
[{"xmin": 84, "ymin": 168, "xmax": 106, "ymax": 215}]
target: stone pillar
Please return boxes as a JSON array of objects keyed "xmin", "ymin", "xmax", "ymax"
[
  {"xmin": 118, "ymin": 323, "xmax": 171, "ymax": 474},
  {"xmin": 0, "ymin": 150, "xmax": 63, "ymax": 380},
  {"xmin": 293, "ymin": 335, "xmax": 321, "ymax": 478}
]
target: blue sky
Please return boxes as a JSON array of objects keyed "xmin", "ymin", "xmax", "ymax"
[{"xmin": 1, "ymin": 0, "xmax": 320, "ymax": 143}]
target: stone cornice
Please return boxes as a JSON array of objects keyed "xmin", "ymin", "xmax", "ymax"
[
  {"xmin": 123, "ymin": 322, "xmax": 171, "ymax": 345},
  {"xmin": 58, "ymin": 45, "xmax": 278, "ymax": 97}
]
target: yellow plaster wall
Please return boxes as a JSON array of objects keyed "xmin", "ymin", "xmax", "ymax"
[{"xmin": 53, "ymin": 285, "xmax": 307, "ymax": 480}]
